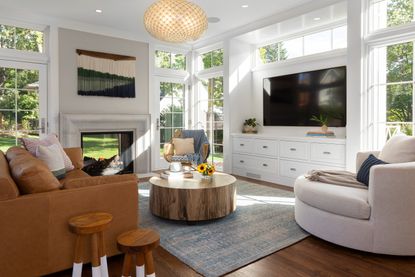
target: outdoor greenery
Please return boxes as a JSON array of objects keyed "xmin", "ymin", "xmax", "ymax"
[
  {"xmin": 82, "ymin": 135, "xmax": 119, "ymax": 159},
  {"xmin": 385, "ymin": 0, "xmax": 414, "ymax": 135},
  {"xmin": 155, "ymin": 50, "xmax": 186, "ymax": 70},
  {"xmin": 201, "ymin": 49, "xmax": 223, "ymax": 70},
  {"xmin": 259, "ymin": 42, "xmax": 288, "ymax": 64}
]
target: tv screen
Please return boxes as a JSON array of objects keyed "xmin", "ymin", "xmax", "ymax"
[{"xmin": 263, "ymin": 66, "xmax": 346, "ymax": 127}]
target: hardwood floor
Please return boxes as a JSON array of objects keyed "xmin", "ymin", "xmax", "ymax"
[{"xmin": 47, "ymin": 175, "xmax": 415, "ymax": 277}]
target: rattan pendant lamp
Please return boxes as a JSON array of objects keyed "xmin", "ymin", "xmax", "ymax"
[{"xmin": 144, "ymin": 0, "xmax": 208, "ymax": 43}]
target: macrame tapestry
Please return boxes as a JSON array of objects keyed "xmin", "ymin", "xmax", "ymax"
[{"xmin": 77, "ymin": 49, "xmax": 136, "ymax": 98}]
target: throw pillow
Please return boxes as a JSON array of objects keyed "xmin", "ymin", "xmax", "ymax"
[
  {"xmin": 36, "ymin": 144, "xmax": 66, "ymax": 180},
  {"xmin": 379, "ymin": 134, "xmax": 415, "ymax": 163},
  {"xmin": 173, "ymin": 138, "xmax": 195, "ymax": 155},
  {"xmin": 357, "ymin": 154, "xmax": 388, "ymax": 186},
  {"xmin": 20, "ymin": 133, "xmax": 74, "ymax": 171}
]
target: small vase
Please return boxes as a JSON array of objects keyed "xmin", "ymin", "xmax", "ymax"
[
  {"xmin": 243, "ymin": 125, "xmax": 257, "ymax": 134},
  {"xmin": 321, "ymin": 125, "xmax": 328, "ymax": 133},
  {"xmin": 201, "ymin": 174, "xmax": 212, "ymax": 182}
]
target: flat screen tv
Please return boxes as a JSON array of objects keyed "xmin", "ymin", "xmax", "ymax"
[{"xmin": 263, "ymin": 66, "xmax": 346, "ymax": 127}]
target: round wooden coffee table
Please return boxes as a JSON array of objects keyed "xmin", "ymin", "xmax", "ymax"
[{"xmin": 149, "ymin": 172, "xmax": 237, "ymax": 221}]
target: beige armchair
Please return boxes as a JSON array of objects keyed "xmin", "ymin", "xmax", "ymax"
[
  {"xmin": 294, "ymin": 151, "xmax": 415, "ymax": 255},
  {"xmin": 163, "ymin": 129, "xmax": 209, "ymax": 164}
]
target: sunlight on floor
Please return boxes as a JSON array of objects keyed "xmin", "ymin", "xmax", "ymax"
[
  {"xmin": 237, "ymin": 195, "xmax": 295, "ymax": 207},
  {"xmin": 139, "ymin": 188, "xmax": 150, "ymax": 197}
]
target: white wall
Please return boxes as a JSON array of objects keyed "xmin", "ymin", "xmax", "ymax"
[
  {"xmin": 251, "ymin": 52, "xmax": 347, "ymax": 138},
  {"xmin": 58, "ymin": 28, "xmax": 149, "ymax": 115}
]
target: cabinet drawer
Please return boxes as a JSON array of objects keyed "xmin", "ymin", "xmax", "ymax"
[
  {"xmin": 310, "ymin": 143, "xmax": 345, "ymax": 165},
  {"xmin": 233, "ymin": 138, "xmax": 254, "ymax": 153},
  {"xmin": 253, "ymin": 157, "xmax": 277, "ymax": 173},
  {"xmin": 280, "ymin": 160, "xmax": 309, "ymax": 179},
  {"xmin": 280, "ymin": 140, "xmax": 308, "ymax": 160},
  {"xmin": 254, "ymin": 140, "xmax": 278, "ymax": 157},
  {"xmin": 233, "ymin": 154, "xmax": 254, "ymax": 168}
]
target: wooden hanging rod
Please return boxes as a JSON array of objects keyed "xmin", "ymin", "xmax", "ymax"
[{"xmin": 76, "ymin": 49, "xmax": 136, "ymax": 61}]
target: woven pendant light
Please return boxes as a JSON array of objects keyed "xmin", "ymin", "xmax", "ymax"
[{"xmin": 144, "ymin": 0, "xmax": 208, "ymax": 43}]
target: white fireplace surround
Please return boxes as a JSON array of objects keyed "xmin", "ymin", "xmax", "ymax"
[{"xmin": 60, "ymin": 113, "xmax": 151, "ymax": 173}]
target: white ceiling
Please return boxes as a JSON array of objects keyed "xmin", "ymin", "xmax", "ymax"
[{"xmin": 0, "ymin": 0, "xmax": 315, "ymax": 44}]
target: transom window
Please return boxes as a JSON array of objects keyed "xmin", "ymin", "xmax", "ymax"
[
  {"xmin": 199, "ymin": 49, "xmax": 224, "ymax": 70},
  {"xmin": 155, "ymin": 50, "xmax": 186, "ymax": 70},
  {"xmin": 258, "ymin": 26, "xmax": 347, "ymax": 64},
  {"xmin": 0, "ymin": 24, "xmax": 44, "ymax": 53},
  {"xmin": 370, "ymin": 0, "xmax": 414, "ymax": 32}
]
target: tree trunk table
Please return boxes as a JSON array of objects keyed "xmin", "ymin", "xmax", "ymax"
[{"xmin": 149, "ymin": 173, "xmax": 237, "ymax": 221}]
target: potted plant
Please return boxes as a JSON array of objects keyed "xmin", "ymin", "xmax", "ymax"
[
  {"xmin": 243, "ymin": 118, "xmax": 260, "ymax": 133},
  {"xmin": 310, "ymin": 114, "xmax": 329, "ymax": 133}
]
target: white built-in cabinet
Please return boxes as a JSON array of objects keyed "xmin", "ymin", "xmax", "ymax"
[{"xmin": 232, "ymin": 133, "xmax": 346, "ymax": 187}]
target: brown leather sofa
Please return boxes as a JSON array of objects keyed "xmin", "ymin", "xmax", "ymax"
[{"xmin": 0, "ymin": 147, "xmax": 138, "ymax": 277}]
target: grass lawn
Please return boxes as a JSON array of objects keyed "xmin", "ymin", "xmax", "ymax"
[
  {"xmin": 0, "ymin": 135, "xmax": 16, "ymax": 153},
  {"xmin": 82, "ymin": 135, "xmax": 119, "ymax": 159}
]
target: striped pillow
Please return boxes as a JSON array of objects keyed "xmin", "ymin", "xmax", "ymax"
[
  {"xmin": 36, "ymin": 144, "xmax": 66, "ymax": 180},
  {"xmin": 21, "ymin": 133, "xmax": 74, "ymax": 171},
  {"xmin": 357, "ymin": 154, "xmax": 388, "ymax": 186}
]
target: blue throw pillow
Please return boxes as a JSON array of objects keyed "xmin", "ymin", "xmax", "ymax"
[{"xmin": 357, "ymin": 154, "xmax": 388, "ymax": 186}]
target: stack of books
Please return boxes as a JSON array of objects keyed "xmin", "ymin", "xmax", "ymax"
[
  {"xmin": 306, "ymin": 131, "xmax": 335, "ymax": 137},
  {"xmin": 160, "ymin": 170, "xmax": 193, "ymax": 179}
]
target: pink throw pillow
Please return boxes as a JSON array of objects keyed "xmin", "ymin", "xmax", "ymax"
[{"xmin": 20, "ymin": 133, "xmax": 75, "ymax": 171}]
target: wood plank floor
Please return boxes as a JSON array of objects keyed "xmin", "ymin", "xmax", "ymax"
[{"xmin": 47, "ymin": 176, "xmax": 415, "ymax": 277}]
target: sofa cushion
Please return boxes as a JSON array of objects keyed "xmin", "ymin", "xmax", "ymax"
[
  {"xmin": 173, "ymin": 138, "xmax": 195, "ymax": 155},
  {"xmin": 357, "ymin": 154, "xmax": 388, "ymax": 186},
  {"xmin": 6, "ymin": 147, "xmax": 61, "ymax": 194},
  {"xmin": 20, "ymin": 133, "xmax": 74, "ymax": 171},
  {"xmin": 379, "ymin": 134, "xmax": 415, "ymax": 163},
  {"xmin": 59, "ymin": 169, "xmax": 90, "ymax": 186},
  {"xmin": 63, "ymin": 147, "xmax": 84, "ymax": 169},
  {"xmin": 36, "ymin": 144, "xmax": 66, "ymax": 180},
  {"xmin": 64, "ymin": 174, "xmax": 137, "ymax": 189},
  {"xmin": 0, "ymin": 150, "xmax": 20, "ymax": 200},
  {"xmin": 295, "ymin": 176, "xmax": 371, "ymax": 220}
]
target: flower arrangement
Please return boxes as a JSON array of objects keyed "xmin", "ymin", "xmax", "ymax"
[
  {"xmin": 197, "ymin": 163, "xmax": 215, "ymax": 176},
  {"xmin": 243, "ymin": 118, "xmax": 260, "ymax": 133}
]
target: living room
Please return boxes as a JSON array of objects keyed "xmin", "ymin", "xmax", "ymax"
[{"xmin": 0, "ymin": 0, "xmax": 414, "ymax": 276}]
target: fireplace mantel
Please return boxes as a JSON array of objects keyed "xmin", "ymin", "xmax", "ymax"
[{"xmin": 60, "ymin": 113, "xmax": 150, "ymax": 173}]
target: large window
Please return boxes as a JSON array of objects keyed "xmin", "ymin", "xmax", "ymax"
[
  {"xmin": 258, "ymin": 26, "xmax": 347, "ymax": 64},
  {"xmin": 159, "ymin": 82, "xmax": 186, "ymax": 156},
  {"xmin": 370, "ymin": 0, "xmax": 414, "ymax": 32},
  {"xmin": 155, "ymin": 50, "xmax": 186, "ymax": 70},
  {"xmin": 197, "ymin": 77, "xmax": 224, "ymax": 170},
  {"xmin": 0, "ymin": 24, "xmax": 44, "ymax": 53},
  {"xmin": 369, "ymin": 41, "xmax": 414, "ymax": 147}
]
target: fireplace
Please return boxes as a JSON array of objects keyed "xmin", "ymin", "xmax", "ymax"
[{"xmin": 81, "ymin": 131, "xmax": 134, "ymax": 176}]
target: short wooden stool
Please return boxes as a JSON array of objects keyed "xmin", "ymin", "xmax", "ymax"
[
  {"xmin": 69, "ymin": 212, "xmax": 113, "ymax": 277},
  {"xmin": 117, "ymin": 229, "xmax": 160, "ymax": 277}
]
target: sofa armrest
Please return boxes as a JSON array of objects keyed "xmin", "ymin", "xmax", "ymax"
[
  {"xmin": 356, "ymin": 151, "xmax": 381, "ymax": 172},
  {"xmin": 64, "ymin": 147, "xmax": 84, "ymax": 169},
  {"xmin": 63, "ymin": 174, "xmax": 137, "ymax": 189},
  {"xmin": 368, "ymin": 162, "xmax": 415, "ymax": 253}
]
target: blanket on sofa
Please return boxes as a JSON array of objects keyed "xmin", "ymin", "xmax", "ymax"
[{"xmin": 306, "ymin": 170, "xmax": 367, "ymax": 189}]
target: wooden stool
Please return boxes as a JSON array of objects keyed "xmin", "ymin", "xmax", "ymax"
[
  {"xmin": 117, "ymin": 229, "xmax": 160, "ymax": 277},
  {"xmin": 69, "ymin": 212, "xmax": 113, "ymax": 277}
]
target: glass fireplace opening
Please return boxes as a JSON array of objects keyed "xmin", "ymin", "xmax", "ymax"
[{"xmin": 81, "ymin": 131, "xmax": 134, "ymax": 176}]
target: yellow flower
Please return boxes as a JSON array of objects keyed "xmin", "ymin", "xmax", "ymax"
[
  {"xmin": 197, "ymin": 163, "xmax": 206, "ymax": 173},
  {"xmin": 208, "ymin": 169, "xmax": 214, "ymax": 176}
]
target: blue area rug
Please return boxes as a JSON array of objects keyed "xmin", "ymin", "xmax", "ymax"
[{"xmin": 139, "ymin": 180, "xmax": 308, "ymax": 277}]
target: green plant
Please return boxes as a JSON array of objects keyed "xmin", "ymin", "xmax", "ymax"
[
  {"xmin": 243, "ymin": 118, "xmax": 260, "ymax": 127},
  {"xmin": 310, "ymin": 114, "xmax": 329, "ymax": 126}
]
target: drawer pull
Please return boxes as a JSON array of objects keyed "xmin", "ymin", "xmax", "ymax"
[
  {"xmin": 262, "ymin": 146, "xmax": 268, "ymax": 149},
  {"xmin": 240, "ymin": 144, "xmax": 245, "ymax": 146},
  {"xmin": 240, "ymin": 160, "xmax": 245, "ymax": 163},
  {"xmin": 263, "ymin": 164, "xmax": 268, "ymax": 167},
  {"xmin": 290, "ymin": 168, "xmax": 297, "ymax": 171},
  {"xmin": 290, "ymin": 148, "xmax": 297, "ymax": 151},
  {"xmin": 323, "ymin": 151, "xmax": 331, "ymax": 155}
]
